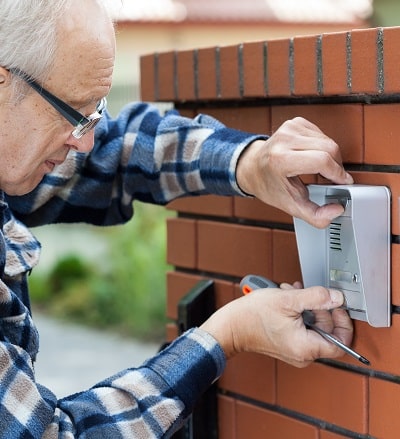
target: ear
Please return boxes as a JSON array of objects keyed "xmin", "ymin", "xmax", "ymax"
[
  {"xmin": 0, "ymin": 67, "xmax": 13, "ymax": 104},
  {"xmin": 0, "ymin": 67, "xmax": 9, "ymax": 87}
]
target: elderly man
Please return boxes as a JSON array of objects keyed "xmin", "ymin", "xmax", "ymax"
[{"xmin": 0, "ymin": 0, "xmax": 353, "ymax": 437}]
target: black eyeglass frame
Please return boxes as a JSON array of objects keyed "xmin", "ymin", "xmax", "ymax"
[{"xmin": 9, "ymin": 68, "xmax": 106, "ymax": 139}]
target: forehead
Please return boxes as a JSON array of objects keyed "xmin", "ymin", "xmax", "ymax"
[{"xmin": 45, "ymin": 2, "xmax": 116, "ymax": 105}]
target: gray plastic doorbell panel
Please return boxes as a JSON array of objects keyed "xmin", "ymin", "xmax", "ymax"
[{"xmin": 294, "ymin": 185, "xmax": 391, "ymax": 327}]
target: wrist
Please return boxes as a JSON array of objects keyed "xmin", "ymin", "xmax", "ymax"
[
  {"xmin": 200, "ymin": 307, "xmax": 237, "ymax": 360},
  {"xmin": 236, "ymin": 139, "xmax": 266, "ymax": 196}
]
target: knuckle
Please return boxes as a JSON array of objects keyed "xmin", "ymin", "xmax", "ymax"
[
  {"xmin": 318, "ymin": 150, "xmax": 335, "ymax": 168},
  {"xmin": 291, "ymin": 116, "xmax": 307, "ymax": 125},
  {"xmin": 324, "ymin": 138, "xmax": 340, "ymax": 155},
  {"xmin": 274, "ymin": 117, "xmax": 299, "ymax": 135}
]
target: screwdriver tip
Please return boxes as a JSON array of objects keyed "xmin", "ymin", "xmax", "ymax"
[{"xmin": 359, "ymin": 356, "xmax": 371, "ymax": 366}]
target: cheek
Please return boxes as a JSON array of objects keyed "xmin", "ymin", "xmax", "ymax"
[
  {"xmin": 0, "ymin": 100, "xmax": 70, "ymax": 193},
  {"xmin": 0, "ymin": 132, "xmax": 65, "ymax": 193}
]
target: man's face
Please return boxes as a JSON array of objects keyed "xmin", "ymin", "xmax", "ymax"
[{"xmin": 0, "ymin": 0, "xmax": 115, "ymax": 196}]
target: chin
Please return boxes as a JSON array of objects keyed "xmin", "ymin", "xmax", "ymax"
[{"xmin": 4, "ymin": 178, "xmax": 42, "ymax": 197}]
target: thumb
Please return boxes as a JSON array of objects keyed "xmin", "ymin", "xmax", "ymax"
[
  {"xmin": 297, "ymin": 200, "xmax": 345, "ymax": 229},
  {"xmin": 294, "ymin": 286, "xmax": 344, "ymax": 313}
]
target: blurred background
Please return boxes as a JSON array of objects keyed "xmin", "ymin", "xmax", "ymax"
[{"xmin": 30, "ymin": 0, "xmax": 398, "ymax": 344}]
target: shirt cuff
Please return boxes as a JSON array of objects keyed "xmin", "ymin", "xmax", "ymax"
[{"xmin": 143, "ymin": 328, "xmax": 226, "ymax": 416}]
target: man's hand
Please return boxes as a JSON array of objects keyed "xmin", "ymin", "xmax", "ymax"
[
  {"xmin": 201, "ymin": 285, "xmax": 353, "ymax": 367},
  {"xmin": 236, "ymin": 117, "xmax": 354, "ymax": 229}
]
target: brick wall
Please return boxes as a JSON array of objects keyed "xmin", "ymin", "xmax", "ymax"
[{"xmin": 140, "ymin": 27, "xmax": 400, "ymax": 439}]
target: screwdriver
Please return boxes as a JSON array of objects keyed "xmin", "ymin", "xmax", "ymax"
[{"xmin": 240, "ymin": 274, "xmax": 370, "ymax": 366}]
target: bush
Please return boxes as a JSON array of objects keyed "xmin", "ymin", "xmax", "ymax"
[{"xmin": 29, "ymin": 202, "xmax": 173, "ymax": 342}]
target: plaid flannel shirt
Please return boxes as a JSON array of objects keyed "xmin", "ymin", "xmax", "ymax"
[{"xmin": 1, "ymin": 102, "xmax": 263, "ymax": 438}]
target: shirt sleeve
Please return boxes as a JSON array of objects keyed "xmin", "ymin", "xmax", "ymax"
[
  {"xmin": 3, "ymin": 328, "xmax": 225, "ymax": 438},
  {"xmin": 7, "ymin": 102, "xmax": 265, "ymax": 226}
]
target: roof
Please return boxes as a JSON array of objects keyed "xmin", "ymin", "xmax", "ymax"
[{"xmin": 105, "ymin": 0, "xmax": 373, "ymax": 24}]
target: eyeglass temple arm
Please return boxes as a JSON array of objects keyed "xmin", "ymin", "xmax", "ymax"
[{"xmin": 10, "ymin": 68, "xmax": 89, "ymax": 125}]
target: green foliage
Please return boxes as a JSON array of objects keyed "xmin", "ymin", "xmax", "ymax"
[{"xmin": 29, "ymin": 203, "xmax": 173, "ymax": 342}]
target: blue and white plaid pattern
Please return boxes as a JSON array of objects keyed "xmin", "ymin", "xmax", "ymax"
[{"xmin": 0, "ymin": 103, "xmax": 262, "ymax": 437}]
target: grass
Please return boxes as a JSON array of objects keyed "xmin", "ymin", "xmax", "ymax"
[{"xmin": 29, "ymin": 202, "xmax": 173, "ymax": 342}]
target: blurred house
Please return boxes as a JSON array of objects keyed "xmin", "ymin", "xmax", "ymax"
[{"xmin": 105, "ymin": 0, "xmax": 373, "ymax": 114}]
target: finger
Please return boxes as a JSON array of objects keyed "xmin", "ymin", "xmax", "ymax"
[
  {"xmin": 311, "ymin": 309, "xmax": 335, "ymax": 332},
  {"xmin": 275, "ymin": 118, "xmax": 340, "ymax": 155},
  {"xmin": 280, "ymin": 117, "xmax": 328, "ymax": 139},
  {"xmin": 279, "ymin": 183, "xmax": 344, "ymax": 228},
  {"xmin": 280, "ymin": 281, "xmax": 303, "ymax": 290},
  {"xmin": 291, "ymin": 286, "xmax": 345, "ymax": 315},
  {"xmin": 312, "ymin": 331, "xmax": 349, "ymax": 360},
  {"xmin": 294, "ymin": 197, "xmax": 345, "ymax": 229},
  {"xmin": 280, "ymin": 283, "xmax": 295, "ymax": 290},
  {"xmin": 281, "ymin": 119, "xmax": 348, "ymax": 172},
  {"xmin": 284, "ymin": 150, "xmax": 353, "ymax": 185},
  {"xmin": 279, "ymin": 176, "xmax": 345, "ymax": 227},
  {"xmin": 268, "ymin": 175, "xmax": 345, "ymax": 228},
  {"xmin": 331, "ymin": 308, "xmax": 354, "ymax": 346}
]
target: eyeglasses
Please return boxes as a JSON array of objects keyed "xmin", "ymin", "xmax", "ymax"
[{"xmin": 9, "ymin": 68, "xmax": 106, "ymax": 139}]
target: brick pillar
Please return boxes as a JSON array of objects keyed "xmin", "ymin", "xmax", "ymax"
[{"xmin": 141, "ymin": 27, "xmax": 400, "ymax": 439}]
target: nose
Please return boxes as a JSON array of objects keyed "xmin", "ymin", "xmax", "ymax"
[{"xmin": 66, "ymin": 131, "xmax": 95, "ymax": 153}]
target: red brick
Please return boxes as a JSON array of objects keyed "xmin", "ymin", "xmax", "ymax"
[
  {"xmin": 267, "ymin": 38, "xmax": 291, "ymax": 97},
  {"xmin": 348, "ymin": 315, "xmax": 400, "ymax": 376},
  {"xmin": 166, "ymin": 271, "xmax": 204, "ymax": 320},
  {"xmin": 277, "ymin": 362, "xmax": 367, "ymax": 433},
  {"xmin": 234, "ymin": 197, "xmax": 293, "ymax": 224},
  {"xmin": 236, "ymin": 401, "xmax": 318, "ymax": 439},
  {"xmin": 167, "ymin": 195, "xmax": 233, "ymax": 218},
  {"xmin": 293, "ymin": 34, "xmax": 319, "ymax": 96},
  {"xmin": 197, "ymin": 221, "xmax": 272, "ymax": 278},
  {"xmin": 197, "ymin": 47, "xmax": 218, "ymax": 99},
  {"xmin": 392, "ymin": 244, "xmax": 400, "ymax": 305},
  {"xmin": 271, "ymin": 104, "xmax": 364, "ymax": 164},
  {"xmin": 219, "ymin": 44, "xmax": 241, "ymax": 99},
  {"xmin": 176, "ymin": 49, "xmax": 196, "ymax": 101},
  {"xmin": 321, "ymin": 31, "xmax": 349, "ymax": 96},
  {"xmin": 320, "ymin": 431, "xmax": 348, "ymax": 439},
  {"xmin": 382, "ymin": 27, "xmax": 400, "ymax": 94},
  {"xmin": 218, "ymin": 395, "xmax": 236, "ymax": 439},
  {"xmin": 301, "ymin": 301, "xmax": 395, "ymax": 373},
  {"xmin": 166, "ymin": 218, "xmax": 196, "ymax": 268},
  {"xmin": 214, "ymin": 280, "xmax": 236, "ymax": 309},
  {"xmin": 139, "ymin": 54, "xmax": 156, "ymax": 101},
  {"xmin": 350, "ymin": 171, "xmax": 400, "ymax": 236},
  {"xmin": 165, "ymin": 322, "xmax": 179, "ymax": 342},
  {"xmin": 350, "ymin": 28, "xmax": 379, "ymax": 94},
  {"xmin": 174, "ymin": 107, "xmax": 196, "ymax": 119},
  {"xmin": 144, "ymin": 26, "xmax": 400, "ymax": 437},
  {"xmin": 219, "ymin": 353, "xmax": 276, "ymax": 403},
  {"xmin": 272, "ymin": 229, "xmax": 302, "ymax": 284},
  {"xmin": 242, "ymin": 41, "xmax": 267, "ymax": 97},
  {"xmin": 233, "ymin": 283, "xmax": 243, "ymax": 301},
  {"xmin": 167, "ymin": 271, "xmax": 235, "ymax": 320},
  {"xmin": 370, "ymin": 378, "xmax": 400, "ymax": 439},
  {"xmin": 157, "ymin": 51, "xmax": 176, "ymax": 101},
  {"xmin": 365, "ymin": 104, "xmax": 400, "ymax": 165},
  {"xmin": 204, "ymin": 106, "xmax": 270, "ymax": 133}
]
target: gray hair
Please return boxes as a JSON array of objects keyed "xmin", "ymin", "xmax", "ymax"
[
  {"xmin": 0, "ymin": 1, "xmax": 70, "ymax": 91},
  {"xmin": 0, "ymin": 0, "xmax": 112, "ymax": 98}
]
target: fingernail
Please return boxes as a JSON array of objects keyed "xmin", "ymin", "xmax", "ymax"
[{"xmin": 329, "ymin": 289, "xmax": 343, "ymax": 304}]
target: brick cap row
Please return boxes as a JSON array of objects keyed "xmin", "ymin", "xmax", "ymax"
[{"xmin": 140, "ymin": 26, "xmax": 400, "ymax": 102}]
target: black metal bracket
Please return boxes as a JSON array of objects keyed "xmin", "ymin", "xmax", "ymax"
[{"xmin": 173, "ymin": 279, "xmax": 218, "ymax": 439}]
